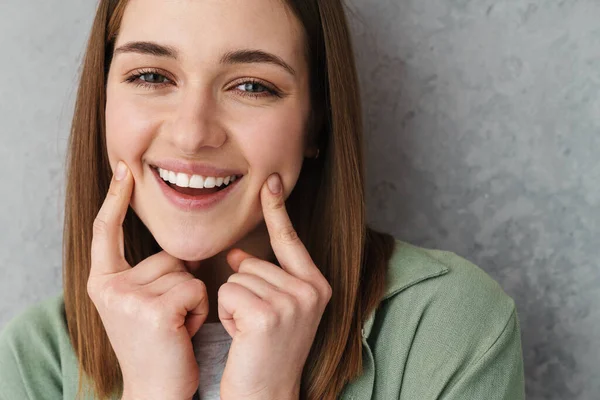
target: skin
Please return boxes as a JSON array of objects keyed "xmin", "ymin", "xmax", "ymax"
[{"xmin": 104, "ymin": 0, "xmax": 316, "ymax": 323}]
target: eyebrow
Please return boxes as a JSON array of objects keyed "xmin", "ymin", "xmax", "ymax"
[{"xmin": 113, "ymin": 41, "xmax": 296, "ymax": 77}]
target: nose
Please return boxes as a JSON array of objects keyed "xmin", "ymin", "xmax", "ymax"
[{"xmin": 169, "ymin": 87, "xmax": 226, "ymax": 154}]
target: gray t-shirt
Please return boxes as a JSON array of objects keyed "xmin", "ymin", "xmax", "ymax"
[{"xmin": 191, "ymin": 322, "xmax": 233, "ymax": 400}]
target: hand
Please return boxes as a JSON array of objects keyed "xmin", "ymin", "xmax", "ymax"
[
  {"xmin": 218, "ymin": 173, "xmax": 333, "ymax": 400},
  {"xmin": 87, "ymin": 161, "xmax": 208, "ymax": 400}
]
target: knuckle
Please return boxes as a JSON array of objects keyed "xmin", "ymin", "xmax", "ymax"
[
  {"xmin": 297, "ymin": 283, "xmax": 320, "ymax": 308},
  {"xmin": 86, "ymin": 275, "xmax": 107, "ymax": 297},
  {"xmin": 107, "ymin": 183, "xmax": 121, "ymax": 199},
  {"xmin": 92, "ymin": 216, "xmax": 109, "ymax": 238},
  {"xmin": 254, "ymin": 306, "xmax": 280, "ymax": 331},
  {"xmin": 276, "ymin": 292, "xmax": 299, "ymax": 315},
  {"xmin": 154, "ymin": 252, "xmax": 185, "ymax": 272},
  {"xmin": 217, "ymin": 281, "xmax": 235, "ymax": 300},
  {"xmin": 166, "ymin": 259, "xmax": 185, "ymax": 273},
  {"xmin": 191, "ymin": 277, "xmax": 207, "ymax": 294},
  {"xmin": 119, "ymin": 290, "xmax": 143, "ymax": 316},
  {"xmin": 238, "ymin": 258, "xmax": 258, "ymax": 274},
  {"xmin": 217, "ymin": 283, "xmax": 227, "ymax": 298},
  {"xmin": 86, "ymin": 279, "xmax": 99, "ymax": 300},
  {"xmin": 315, "ymin": 276, "xmax": 333, "ymax": 300},
  {"xmin": 93, "ymin": 279, "xmax": 130, "ymax": 312},
  {"xmin": 152, "ymin": 291, "xmax": 193, "ymax": 333},
  {"xmin": 169, "ymin": 270, "xmax": 194, "ymax": 281},
  {"xmin": 226, "ymin": 273, "xmax": 239, "ymax": 284},
  {"xmin": 147, "ymin": 300, "xmax": 169, "ymax": 330},
  {"xmin": 270, "ymin": 195, "xmax": 286, "ymax": 211},
  {"xmin": 275, "ymin": 225, "xmax": 299, "ymax": 245}
]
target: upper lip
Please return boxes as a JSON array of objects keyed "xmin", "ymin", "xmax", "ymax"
[{"xmin": 149, "ymin": 159, "xmax": 244, "ymax": 178}]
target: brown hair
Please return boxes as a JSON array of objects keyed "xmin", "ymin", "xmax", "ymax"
[{"xmin": 63, "ymin": 0, "xmax": 396, "ymax": 399}]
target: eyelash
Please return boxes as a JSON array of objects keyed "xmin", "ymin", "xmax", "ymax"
[{"xmin": 124, "ymin": 68, "xmax": 282, "ymax": 99}]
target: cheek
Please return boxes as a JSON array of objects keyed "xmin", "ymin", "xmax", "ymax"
[
  {"xmin": 234, "ymin": 106, "xmax": 307, "ymax": 187},
  {"xmin": 105, "ymin": 90, "xmax": 158, "ymax": 173}
]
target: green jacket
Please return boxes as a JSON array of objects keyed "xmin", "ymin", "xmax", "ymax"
[{"xmin": 0, "ymin": 240, "xmax": 525, "ymax": 399}]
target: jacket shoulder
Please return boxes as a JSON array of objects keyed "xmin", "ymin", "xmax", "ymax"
[
  {"xmin": 0, "ymin": 293, "xmax": 67, "ymax": 399},
  {"xmin": 368, "ymin": 240, "xmax": 524, "ymax": 398},
  {"xmin": 382, "ymin": 239, "xmax": 517, "ymax": 345},
  {"xmin": 384, "ymin": 239, "xmax": 516, "ymax": 321}
]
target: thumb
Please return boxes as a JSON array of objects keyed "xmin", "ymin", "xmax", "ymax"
[{"xmin": 90, "ymin": 161, "xmax": 135, "ymax": 277}]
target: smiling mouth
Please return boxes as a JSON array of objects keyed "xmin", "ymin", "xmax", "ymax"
[{"xmin": 151, "ymin": 166, "xmax": 242, "ymax": 197}]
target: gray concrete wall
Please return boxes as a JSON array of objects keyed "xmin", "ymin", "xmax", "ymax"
[{"xmin": 1, "ymin": 1, "xmax": 598, "ymax": 399}]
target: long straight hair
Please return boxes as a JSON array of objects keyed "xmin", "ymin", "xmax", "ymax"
[{"xmin": 63, "ymin": 0, "xmax": 396, "ymax": 399}]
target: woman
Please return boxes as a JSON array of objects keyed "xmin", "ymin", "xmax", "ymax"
[{"xmin": 0, "ymin": 0, "xmax": 525, "ymax": 399}]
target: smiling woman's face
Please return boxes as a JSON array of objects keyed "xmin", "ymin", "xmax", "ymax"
[{"xmin": 105, "ymin": 0, "xmax": 312, "ymax": 262}]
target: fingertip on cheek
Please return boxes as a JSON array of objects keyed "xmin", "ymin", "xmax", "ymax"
[{"xmin": 266, "ymin": 173, "xmax": 282, "ymax": 194}]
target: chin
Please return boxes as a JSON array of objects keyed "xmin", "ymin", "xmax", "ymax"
[
  {"xmin": 131, "ymin": 200, "xmax": 265, "ymax": 263},
  {"xmin": 154, "ymin": 231, "xmax": 230, "ymax": 262}
]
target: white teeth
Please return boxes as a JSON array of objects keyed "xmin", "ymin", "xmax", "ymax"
[
  {"xmin": 157, "ymin": 167, "xmax": 238, "ymax": 189},
  {"xmin": 189, "ymin": 175, "xmax": 204, "ymax": 189},
  {"xmin": 204, "ymin": 177, "xmax": 216, "ymax": 188},
  {"xmin": 176, "ymin": 173, "xmax": 189, "ymax": 188},
  {"xmin": 168, "ymin": 171, "xmax": 177, "ymax": 184}
]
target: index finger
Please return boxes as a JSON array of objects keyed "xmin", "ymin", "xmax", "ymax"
[
  {"xmin": 260, "ymin": 173, "xmax": 314, "ymax": 279},
  {"xmin": 90, "ymin": 161, "xmax": 134, "ymax": 276}
]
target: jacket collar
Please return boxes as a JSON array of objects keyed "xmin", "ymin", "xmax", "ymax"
[{"xmin": 361, "ymin": 240, "xmax": 449, "ymax": 338}]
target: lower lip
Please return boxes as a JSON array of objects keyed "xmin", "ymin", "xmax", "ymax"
[{"xmin": 151, "ymin": 166, "xmax": 243, "ymax": 211}]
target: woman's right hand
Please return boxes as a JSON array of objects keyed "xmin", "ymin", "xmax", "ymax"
[{"xmin": 87, "ymin": 161, "xmax": 207, "ymax": 400}]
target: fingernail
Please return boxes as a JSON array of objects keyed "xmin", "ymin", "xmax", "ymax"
[
  {"xmin": 267, "ymin": 173, "xmax": 282, "ymax": 194},
  {"xmin": 115, "ymin": 161, "xmax": 128, "ymax": 181}
]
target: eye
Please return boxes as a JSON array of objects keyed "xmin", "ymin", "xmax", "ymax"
[
  {"xmin": 139, "ymin": 73, "xmax": 168, "ymax": 84},
  {"xmin": 125, "ymin": 69, "xmax": 172, "ymax": 89},
  {"xmin": 232, "ymin": 79, "xmax": 281, "ymax": 99}
]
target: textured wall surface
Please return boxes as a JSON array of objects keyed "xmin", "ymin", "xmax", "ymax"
[
  {"xmin": 0, "ymin": 3, "xmax": 93, "ymax": 324},
  {"xmin": 1, "ymin": 1, "xmax": 598, "ymax": 399}
]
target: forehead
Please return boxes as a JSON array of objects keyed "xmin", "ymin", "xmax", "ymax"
[{"xmin": 116, "ymin": 0, "xmax": 306, "ymax": 67}]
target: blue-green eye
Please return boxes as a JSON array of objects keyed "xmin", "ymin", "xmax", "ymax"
[
  {"xmin": 234, "ymin": 80, "xmax": 281, "ymax": 99},
  {"xmin": 139, "ymin": 73, "xmax": 168, "ymax": 84},
  {"xmin": 125, "ymin": 69, "xmax": 172, "ymax": 89},
  {"xmin": 239, "ymin": 82, "xmax": 266, "ymax": 93}
]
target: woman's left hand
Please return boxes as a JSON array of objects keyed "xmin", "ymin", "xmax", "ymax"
[{"xmin": 218, "ymin": 173, "xmax": 333, "ymax": 400}]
